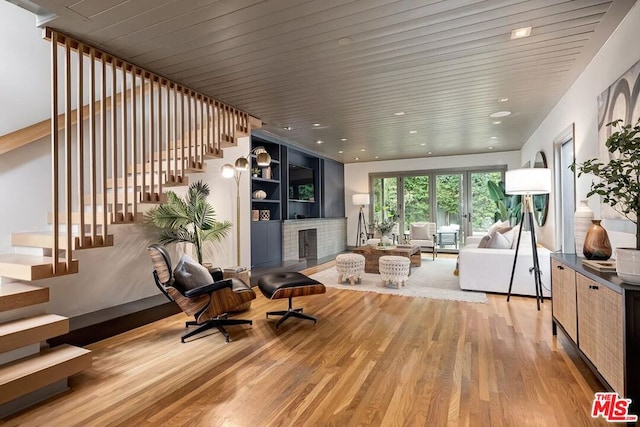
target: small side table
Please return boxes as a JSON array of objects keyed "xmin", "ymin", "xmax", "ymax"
[{"xmin": 223, "ymin": 268, "xmax": 252, "ymax": 312}]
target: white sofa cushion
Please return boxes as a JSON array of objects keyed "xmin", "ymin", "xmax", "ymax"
[{"xmin": 411, "ymin": 223, "xmax": 432, "ymax": 240}]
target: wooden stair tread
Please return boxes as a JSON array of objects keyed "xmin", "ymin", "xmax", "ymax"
[
  {"xmin": 47, "ymin": 212, "xmax": 110, "ymax": 225},
  {"xmin": 47, "ymin": 212, "xmax": 144, "ymax": 225},
  {"xmin": 0, "ymin": 314, "xmax": 68, "ymax": 353},
  {"xmin": 126, "ymin": 161, "xmax": 206, "ymax": 174},
  {"xmin": 0, "ymin": 283, "xmax": 49, "ymax": 313},
  {"xmin": 11, "ymin": 232, "xmax": 114, "ymax": 250},
  {"xmin": 0, "ymin": 344, "xmax": 92, "ymax": 406},
  {"xmin": 0, "ymin": 254, "xmax": 79, "ymax": 281},
  {"xmin": 106, "ymin": 176, "xmax": 189, "ymax": 189},
  {"xmin": 83, "ymin": 191, "xmax": 167, "ymax": 204}
]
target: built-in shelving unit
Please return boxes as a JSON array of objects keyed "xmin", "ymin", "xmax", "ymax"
[
  {"xmin": 250, "ymin": 141, "xmax": 281, "ymax": 221},
  {"xmin": 249, "ymin": 131, "xmax": 345, "ymax": 268}
]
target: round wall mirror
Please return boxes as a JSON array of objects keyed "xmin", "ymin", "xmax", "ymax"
[{"xmin": 532, "ymin": 151, "xmax": 549, "ymax": 226}]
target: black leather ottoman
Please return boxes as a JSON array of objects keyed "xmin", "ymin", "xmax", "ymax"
[{"xmin": 257, "ymin": 272, "xmax": 326, "ymax": 330}]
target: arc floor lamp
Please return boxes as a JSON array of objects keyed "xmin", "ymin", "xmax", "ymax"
[
  {"xmin": 221, "ymin": 147, "xmax": 271, "ymax": 265},
  {"xmin": 505, "ymin": 167, "xmax": 552, "ymax": 310}
]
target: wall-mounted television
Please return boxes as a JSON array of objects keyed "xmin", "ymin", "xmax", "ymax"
[{"xmin": 289, "ymin": 164, "xmax": 315, "ymax": 202}]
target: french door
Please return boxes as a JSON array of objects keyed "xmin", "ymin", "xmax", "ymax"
[{"xmin": 371, "ymin": 167, "xmax": 505, "ymax": 251}]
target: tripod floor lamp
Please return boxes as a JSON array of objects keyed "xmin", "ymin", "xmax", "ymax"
[
  {"xmin": 353, "ymin": 193, "xmax": 370, "ymax": 247},
  {"xmin": 505, "ymin": 168, "xmax": 552, "ymax": 310},
  {"xmin": 221, "ymin": 147, "xmax": 271, "ymax": 266}
]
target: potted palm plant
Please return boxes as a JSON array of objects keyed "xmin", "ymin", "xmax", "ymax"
[
  {"xmin": 146, "ymin": 180, "xmax": 232, "ymax": 264},
  {"xmin": 572, "ymin": 118, "xmax": 640, "ymax": 283}
]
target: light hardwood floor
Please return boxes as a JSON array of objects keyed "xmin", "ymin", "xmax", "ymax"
[{"xmin": 4, "ymin": 261, "xmax": 609, "ymax": 426}]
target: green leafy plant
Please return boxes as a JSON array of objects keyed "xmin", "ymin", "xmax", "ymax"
[
  {"xmin": 572, "ymin": 118, "xmax": 640, "ymax": 249},
  {"xmin": 145, "ymin": 180, "xmax": 232, "ymax": 264},
  {"xmin": 487, "ymin": 180, "xmax": 522, "ymax": 224},
  {"xmin": 375, "ymin": 220, "xmax": 396, "ymax": 235}
]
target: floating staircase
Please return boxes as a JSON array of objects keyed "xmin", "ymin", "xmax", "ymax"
[{"xmin": 0, "ymin": 283, "xmax": 91, "ymax": 412}]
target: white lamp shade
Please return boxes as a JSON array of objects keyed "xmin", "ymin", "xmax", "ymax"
[
  {"xmin": 352, "ymin": 193, "xmax": 370, "ymax": 206},
  {"xmin": 505, "ymin": 168, "xmax": 552, "ymax": 195}
]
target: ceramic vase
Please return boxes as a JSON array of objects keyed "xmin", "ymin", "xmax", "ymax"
[
  {"xmin": 574, "ymin": 200, "xmax": 594, "ymax": 257},
  {"xmin": 583, "ymin": 220, "xmax": 612, "ymax": 260},
  {"xmin": 615, "ymin": 248, "xmax": 640, "ymax": 284}
]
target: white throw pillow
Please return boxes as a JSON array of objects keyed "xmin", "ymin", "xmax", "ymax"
[
  {"xmin": 173, "ymin": 254, "xmax": 212, "ymax": 291},
  {"xmin": 411, "ymin": 224, "xmax": 429, "ymax": 240},
  {"xmin": 510, "ymin": 225, "xmax": 521, "ymax": 248},
  {"xmin": 487, "ymin": 220, "xmax": 509, "ymax": 235},
  {"xmin": 501, "ymin": 227, "xmax": 515, "ymax": 247},
  {"xmin": 487, "ymin": 230, "xmax": 512, "ymax": 249}
]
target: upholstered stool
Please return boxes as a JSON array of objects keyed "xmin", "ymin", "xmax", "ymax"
[
  {"xmin": 379, "ymin": 255, "xmax": 410, "ymax": 288},
  {"xmin": 257, "ymin": 272, "xmax": 326, "ymax": 330},
  {"xmin": 335, "ymin": 253, "xmax": 365, "ymax": 285}
]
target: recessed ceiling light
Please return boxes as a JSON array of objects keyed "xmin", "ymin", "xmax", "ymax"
[
  {"xmin": 490, "ymin": 136, "xmax": 498, "ymax": 139},
  {"xmin": 313, "ymin": 123, "xmax": 321, "ymax": 127},
  {"xmin": 374, "ymin": 156, "xmax": 379, "ymax": 159},
  {"xmin": 427, "ymin": 151, "xmax": 432, "ymax": 155},
  {"xmin": 337, "ymin": 37, "xmax": 353, "ymax": 46},
  {"xmin": 510, "ymin": 26, "xmax": 532, "ymax": 40},
  {"xmin": 283, "ymin": 126, "xmax": 292, "ymax": 131},
  {"xmin": 498, "ymin": 97, "xmax": 509, "ymax": 103},
  {"xmin": 340, "ymin": 138, "xmax": 347, "ymax": 141},
  {"xmin": 493, "ymin": 121, "xmax": 502, "ymax": 125},
  {"xmin": 338, "ymin": 150, "xmax": 343, "ymax": 153},
  {"xmin": 360, "ymin": 148, "xmax": 366, "ymax": 152},
  {"xmin": 420, "ymin": 143, "xmax": 426, "ymax": 146},
  {"xmin": 355, "ymin": 157, "xmax": 360, "ymax": 160},
  {"xmin": 488, "ymin": 146, "xmax": 494, "ymax": 150},
  {"xmin": 490, "ymin": 111, "xmax": 511, "ymax": 118},
  {"xmin": 316, "ymin": 140, "xmax": 323, "ymax": 144},
  {"xmin": 409, "ymin": 130, "xmax": 418, "ymax": 134},
  {"xmin": 393, "ymin": 111, "xmax": 405, "ymax": 116}
]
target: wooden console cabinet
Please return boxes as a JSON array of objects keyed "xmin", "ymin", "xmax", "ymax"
[{"xmin": 551, "ymin": 253, "xmax": 640, "ymax": 410}]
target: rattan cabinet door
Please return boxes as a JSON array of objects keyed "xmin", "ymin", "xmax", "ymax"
[
  {"xmin": 576, "ymin": 274, "xmax": 597, "ymax": 365},
  {"xmin": 576, "ymin": 273, "xmax": 624, "ymax": 395},
  {"xmin": 596, "ymin": 284, "xmax": 624, "ymax": 395},
  {"xmin": 551, "ymin": 260, "xmax": 577, "ymax": 341}
]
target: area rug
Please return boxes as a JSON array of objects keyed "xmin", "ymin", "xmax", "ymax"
[{"xmin": 309, "ymin": 257, "xmax": 488, "ymax": 303}]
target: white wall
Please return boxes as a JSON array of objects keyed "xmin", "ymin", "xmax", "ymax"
[
  {"xmin": 0, "ymin": 1, "xmax": 51, "ymax": 135},
  {"xmin": 520, "ymin": 2, "xmax": 640, "ymax": 251},
  {"xmin": 344, "ymin": 151, "xmax": 521, "ymax": 246}
]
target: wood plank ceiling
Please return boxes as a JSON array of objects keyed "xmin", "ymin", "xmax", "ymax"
[{"xmin": 22, "ymin": 0, "xmax": 636, "ymax": 162}]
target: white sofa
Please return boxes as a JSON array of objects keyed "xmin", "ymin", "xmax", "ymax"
[{"xmin": 459, "ymin": 231, "xmax": 551, "ymax": 297}]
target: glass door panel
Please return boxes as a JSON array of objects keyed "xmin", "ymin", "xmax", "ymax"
[
  {"xmin": 435, "ymin": 174, "xmax": 463, "ymax": 249},
  {"xmin": 372, "ymin": 177, "xmax": 399, "ymax": 240},
  {"xmin": 402, "ymin": 175, "xmax": 430, "ymax": 237},
  {"xmin": 469, "ymin": 171, "xmax": 503, "ymax": 239}
]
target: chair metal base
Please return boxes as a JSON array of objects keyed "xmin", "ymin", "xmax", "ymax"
[
  {"xmin": 183, "ymin": 316, "xmax": 252, "ymax": 343},
  {"xmin": 266, "ymin": 297, "xmax": 317, "ymax": 330}
]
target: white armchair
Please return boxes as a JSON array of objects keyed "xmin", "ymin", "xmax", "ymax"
[{"xmin": 408, "ymin": 222, "xmax": 437, "ymax": 259}]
